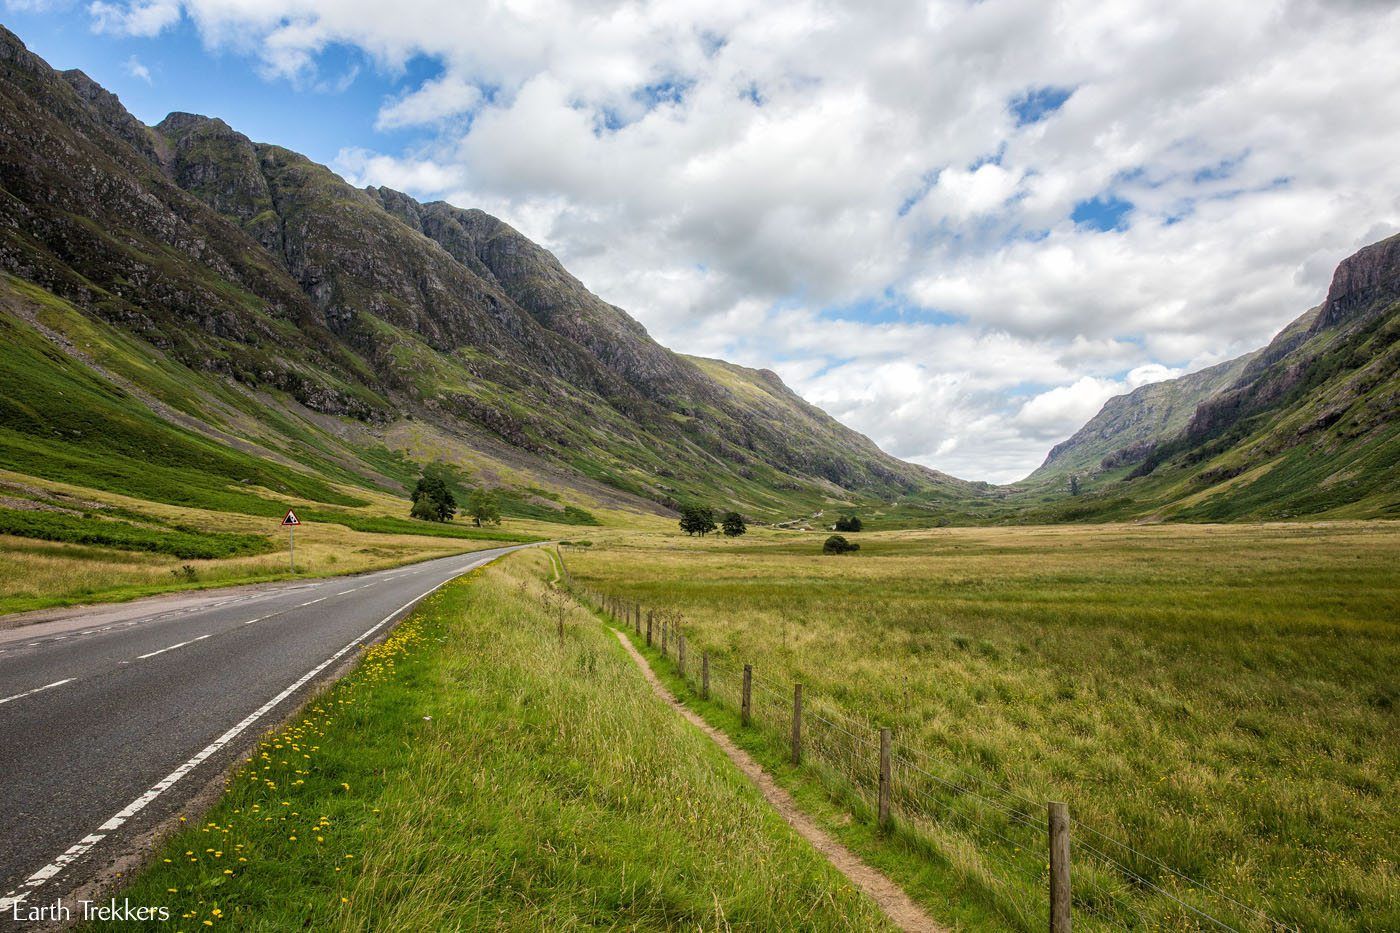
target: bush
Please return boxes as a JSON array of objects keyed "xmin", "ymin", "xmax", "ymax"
[
  {"xmin": 823, "ymin": 534, "xmax": 860, "ymax": 555},
  {"xmin": 721, "ymin": 511, "xmax": 747, "ymax": 537},
  {"xmin": 834, "ymin": 515, "xmax": 863, "ymax": 532}
]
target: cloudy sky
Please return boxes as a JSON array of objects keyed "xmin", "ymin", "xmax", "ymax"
[{"xmin": 8, "ymin": 0, "xmax": 1400, "ymax": 482}]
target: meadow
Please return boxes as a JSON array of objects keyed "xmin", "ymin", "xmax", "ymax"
[
  {"xmin": 566, "ymin": 522, "xmax": 1400, "ymax": 930},
  {"xmin": 86, "ymin": 551, "xmax": 889, "ymax": 931},
  {"xmin": 0, "ymin": 468, "xmax": 538, "ymax": 615}
]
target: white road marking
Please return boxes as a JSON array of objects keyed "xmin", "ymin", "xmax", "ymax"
[
  {"xmin": 135, "ymin": 633, "xmax": 215, "ymax": 660},
  {"xmin": 0, "ymin": 553, "xmax": 498, "ymax": 912},
  {"xmin": 299, "ymin": 597, "xmax": 327, "ymax": 607},
  {"xmin": 0, "ymin": 678, "xmax": 74, "ymax": 706}
]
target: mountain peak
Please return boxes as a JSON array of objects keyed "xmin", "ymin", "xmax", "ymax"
[
  {"xmin": 156, "ymin": 111, "xmax": 239, "ymax": 139},
  {"xmin": 1313, "ymin": 231, "xmax": 1400, "ymax": 332}
]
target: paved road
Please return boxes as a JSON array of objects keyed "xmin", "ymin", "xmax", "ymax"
[{"xmin": 0, "ymin": 546, "xmax": 527, "ymax": 920}]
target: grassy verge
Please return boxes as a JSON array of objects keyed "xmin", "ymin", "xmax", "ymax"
[
  {"xmin": 0, "ymin": 528, "xmax": 504, "ymax": 617},
  {"xmin": 86, "ymin": 550, "xmax": 890, "ymax": 931},
  {"xmin": 568, "ymin": 523, "xmax": 1400, "ymax": 931}
]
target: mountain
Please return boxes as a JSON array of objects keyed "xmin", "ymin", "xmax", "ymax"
[
  {"xmin": 1026, "ymin": 234, "xmax": 1400, "ymax": 521},
  {"xmin": 0, "ymin": 26, "xmax": 966, "ymax": 528},
  {"xmin": 0, "ymin": 22, "xmax": 1393, "ymax": 537},
  {"xmin": 1026, "ymin": 354, "xmax": 1258, "ymax": 486}
]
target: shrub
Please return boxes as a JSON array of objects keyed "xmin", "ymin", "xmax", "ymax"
[
  {"xmin": 823, "ymin": 534, "xmax": 860, "ymax": 554},
  {"xmin": 834, "ymin": 515, "xmax": 863, "ymax": 532}
]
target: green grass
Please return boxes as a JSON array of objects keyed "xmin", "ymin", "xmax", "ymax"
[
  {"xmin": 87, "ymin": 552, "xmax": 890, "ymax": 931},
  {"xmin": 569, "ymin": 523, "xmax": 1400, "ymax": 931},
  {"xmin": 0, "ymin": 303, "xmax": 365, "ymax": 517},
  {"xmin": 297, "ymin": 509, "xmax": 543, "ymax": 544},
  {"xmin": 0, "ymin": 507, "xmax": 273, "ymax": 560}
]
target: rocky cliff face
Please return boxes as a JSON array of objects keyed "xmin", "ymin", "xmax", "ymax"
[
  {"xmin": 1313, "ymin": 233, "xmax": 1400, "ymax": 332},
  {"xmin": 1026, "ymin": 233, "xmax": 1399, "ymax": 519},
  {"xmin": 1026, "ymin": 354, "xmax": 1255, "ymax": 484},
  {"xmin": 1119, "ymin": 235, "xmax": 1400, "ymax": 518},
  {"xmin": 0, "ymin": 26, "xmax": 959, "ymax": 513}
]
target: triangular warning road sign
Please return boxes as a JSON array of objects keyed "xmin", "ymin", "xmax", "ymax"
[{"xmin": 281, "ymin": 509, "xmax": 301, "ymax": 526}]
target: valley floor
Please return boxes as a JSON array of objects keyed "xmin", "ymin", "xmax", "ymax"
[
  {"xmin": 60, "ymin": 521, "xmax": 1400, "ymax": 930},
  {"xmin": 568, "ymin": 521, "xmax": 1400, "ymax": 931}
]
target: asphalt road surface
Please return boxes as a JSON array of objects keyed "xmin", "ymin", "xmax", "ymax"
[{"xmin": 0, "ymin": 545, "xmax": 528, "ymax": 922}]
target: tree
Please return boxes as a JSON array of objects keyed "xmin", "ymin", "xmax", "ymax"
[
  {"xmin": 721, "ymin": 511, "xmax": 747, "ymax": 537},
  {"xmin": 410, "ymin": 493, "xmax": 440, "ymax": 522},
  {"xmin": 834, "ymin": 514, "xmax": 863, "ymax": 532},
  {"xmin": 823, "ymin": 534, "xmax": 860, "ymax": 555},
  {"xmin": 679, "ymin": 505, "xmax": 717, "ymax": 536},
  {"xmin": 1068, "ymin": 474, "xmax": 1081, "ymax": 496},
  {"xmin": 465, "ymin": 487, "xmax": 502, "ymax": 527},
  {"xmin": 410, "ymin": 465, "xmax": 457, "ymax": 522}
]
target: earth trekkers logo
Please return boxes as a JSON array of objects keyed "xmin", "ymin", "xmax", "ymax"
[{"xmin": 9, "ymin": 898, "xmax": 170, "ymax": 923}]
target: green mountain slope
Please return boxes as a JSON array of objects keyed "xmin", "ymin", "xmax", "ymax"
[
  {"xmin": 1031, "ymin": 233, "xmax": 1400, "ymax": 521},
  {"xmin": 0, "ymin": 26, "xmax": 967, "ymax": 526},
  {"xmin": 1025, "ymin": 353, "xmax": 1257, "ymax": 486}
]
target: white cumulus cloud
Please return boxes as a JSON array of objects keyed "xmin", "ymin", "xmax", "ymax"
[{"xmin": 74, "ymin": 0, "xmax": 1400, "ymax": 482}]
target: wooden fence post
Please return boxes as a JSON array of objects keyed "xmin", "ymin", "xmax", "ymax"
[
  {"xmin": 646, "ymin": 611, "xmax": 653, "ymax": 647},
  {"xmin": 634, "ymin": 604, "xmax": 641, "ymax": 635},
  {"xmin": 678, "ymin": 636, "xmax": 687, "ymax": 678},
  {"xmin": 701, "ymin": 654, "xmax": 710, "ymax": 700},
  {"xmin": 741, "ymin": 664, "xmax": 752, "ymax": 726},
  {"xmin": 878, "ymin": 727, "xmax": 892, "ymax": 831},
  {"xmin": 557, "ymin": 616, "xmax": 564, "ymax": 647},
  {"xmin": 791, "ymin": 683, "xmax": 803, "ymax": 765},
  {"xmin": 1049, "ymin": 802, "xmax": 1071, "ymax": 933}
]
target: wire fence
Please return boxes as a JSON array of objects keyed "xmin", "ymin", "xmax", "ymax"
[{"xmin": 566, "ymin": 572, "xmax": 1300, "ymax": 933}]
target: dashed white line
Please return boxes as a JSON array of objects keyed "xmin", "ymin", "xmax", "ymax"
[
  {"xmin": 0, "ymin": 560, "xmax": 485, "ymax": 912},
  {"xmin": 135, "ymin": 633, "xmax": 215, "ymax": 660},
  {"xmin": 0, "ymin": 678, "xmax": 75, "ymax": 706}
]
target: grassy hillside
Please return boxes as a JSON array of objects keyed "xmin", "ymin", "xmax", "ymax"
[
  {"xmin": 1024, "ymin": 353, "xmax": 1258, "ymax": 487},
  {"xmin": 0, "ymin": 25, "xmax": 964, "ymax": 533},
  {"xmin": 86, "ymin": 551, "xmax": 891, "ymax": 931},
  {"xmin": 1013, "ymin": 235, "xmax": 1400, "ymax": 524},
  {"xmin": 0, "ymin": 275, "xmax": 555, "ymax": 613},
  {"xmin": 569, "ymin": 524, "xmax": 1400, "ymax": 930}
]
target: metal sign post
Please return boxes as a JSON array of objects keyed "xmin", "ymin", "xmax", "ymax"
[{"xmin": 281, "ymin": 509, "xmax": 301, "ymax": 572}]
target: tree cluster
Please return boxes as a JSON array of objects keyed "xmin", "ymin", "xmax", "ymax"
[
  {"xmin": 678, "ymin": 506, "xmax": 748, "ymax": 537},
  {"xmin": 409, "ymin": 463, "xmax": 503, "ymax": 527},
  {"xmin": 833, "ymin": 514, "xmax": 863, "ymax": 532}
]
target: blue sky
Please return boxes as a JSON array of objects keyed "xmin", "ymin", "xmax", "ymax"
[
  {"xmin": 3, "ymin": 7, "xmax": 424, "ymax": 166},
  {"xmin": 6, "ymin": 2, "xmax": 1397, "ymax": 483}
]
